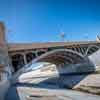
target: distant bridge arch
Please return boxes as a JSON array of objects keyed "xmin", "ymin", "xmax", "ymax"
[{"xmin": 85, "ymin": 45, "xmax": 100, "ymax": 56}]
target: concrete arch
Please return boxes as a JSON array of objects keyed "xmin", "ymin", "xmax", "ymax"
[
  {"xmin": 37, "ymin": 50, "xmax": 46, "ymax": 56},
  {"xmin": 11, "ymin": 54, "xmax": 24, "ymax": 72},
  {"xmin": 85, "ymin": 45, "xmax": 100, "ymax": 56},
  {"xmin": 25, "ymin": 52, "xmax": 36, "ymax": 63},
  {"xmin": 32, "ymin": 49, "xmax": 87, "ymax": 65}
]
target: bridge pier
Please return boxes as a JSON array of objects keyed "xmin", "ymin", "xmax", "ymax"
[{"xmin": 0, "ymin": 22, "xmax": 11, "ymax": 100}]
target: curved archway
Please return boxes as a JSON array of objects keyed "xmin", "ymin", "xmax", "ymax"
[
  {"xmin": 85, "ymin": 45, "xmax": 100, "ymax": 56},
  {"xmin": 37, "ymin": 51, "xmax": 46, "ymax": 56},
  {"xmin": 26, "ymin": 52, "xmax": 36, "ymax": 63},
  {"xmin": 11, "ymin": 54, "xmax": 24, "ymax": 72},
  {"xmin": 33, "ymin": 49, "xmax": 87, "ymax": 65}
]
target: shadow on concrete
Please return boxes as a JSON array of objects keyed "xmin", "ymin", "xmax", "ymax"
[
  {"xmin": 5, "ymin": 86, "xmax": 20, "ymax": 100},
  {"xmin": 14, "ymin": 72, "xmax": 94, "ymax": 90}
]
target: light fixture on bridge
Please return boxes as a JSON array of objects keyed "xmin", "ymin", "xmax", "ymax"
[
  {"xmin": 60, "ymin": 31, "xmax": 66, "ymax": 42},
  {"xmin": 96, "ymin": 35, "xmax": 100, "ymax": 42}
]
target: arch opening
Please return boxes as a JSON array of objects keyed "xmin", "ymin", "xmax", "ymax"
[
  {"xmin": 26, "ymin": 52, "xmax": 36, "ymax": 63},
  {"xmin": 11, "ymin": 54, "xmax": 24, "ymax": 72},
  {"xmin": 37, "ymin": 51, "xmax": 46, "ymax": 56},
  {"xmin": 33, "ymin": 49, "xmax": 86, "ymax": 66},
  {"xmin": 85, "ymin": 45, "xmax": 100, "ymax": 56}
]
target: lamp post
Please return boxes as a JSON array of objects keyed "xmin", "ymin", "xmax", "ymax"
[
  {"xmin": 96, "ymin": 34, "xmax": 100, "ymax": 42},
  {"xmin": 60, "ymin": 31, "xmax": 66, "ymax": 42}
]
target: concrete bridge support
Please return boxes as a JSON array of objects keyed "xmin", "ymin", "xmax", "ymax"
[{"xmin": 0, "ymin": 22, "xmax": 11, "ymax": 100}]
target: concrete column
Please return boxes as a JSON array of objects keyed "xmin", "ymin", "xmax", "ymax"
[
  {"xmin": 31, "ymin": 51, "xmax": 38, "ymax": 58},
  {"xmin": 73, "ymin": 47, "xmax": 77, "ymax": 52},
  {"xmin": 0, "ymin": 22, "xmax": 12, "ymax": 78},
  {"xmin": 80, "ymin": 47, "xmax": 85, "ymax": 55},
  {"xmin": 23, "ymin": 53, "xmax": 27, "ymax": 65},
  {"xmin": 0, "ymin": 22, "xmax": 10, "ymax": 100},
  {"xmin": 0, "ymin": 22, "xmax": 6, "ymax": 45},
  {"xmin": 35, "ymin": 50, "xmax": 38, "ymax": 57}
]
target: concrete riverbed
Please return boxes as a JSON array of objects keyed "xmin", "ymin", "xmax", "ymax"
[{"xmin": 5, "ymin": 68, "xmax": 100, "ymax": 100}]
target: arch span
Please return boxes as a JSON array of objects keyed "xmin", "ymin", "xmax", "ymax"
[
  {"xmin": 32, "ymin": 49, "xmax": 88, "ymax": 65},
  {"xmin": 85, "ymin": 45, "xmax": 100, "ymax": 56},
  {"xmin": 29, "ymin": 49, "xmax": 95, "ymax": 74}
]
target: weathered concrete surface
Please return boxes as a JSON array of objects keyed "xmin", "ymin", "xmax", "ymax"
[
  {"xmin": 0, "ymin": 22, "xmax": 12, "ymax": 100},
  {"xmin": 73, "ymin": 73, "xmax": 100, "ymax": 95},
  {"xmin": 5, "ymin": 78, "xmax": 100, "ymax": 100},
  {"xmin": 74, "ymin": 74, "xmax": 100, "ymax": 88},
  {"xmin": 18, "ymin": 66, "xmax": 100, "ymax": 95},
  {"xmin": 16, "ymin": 87, "xmax": 100, "ymax": 100}
]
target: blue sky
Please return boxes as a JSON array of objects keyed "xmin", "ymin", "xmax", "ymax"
[{"xmin": 0, "ymin": 0, "xmax": 100, "ymax": 43}]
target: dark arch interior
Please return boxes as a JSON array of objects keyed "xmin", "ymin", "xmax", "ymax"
[
  {"xmin": 11, "ymin": 54, "xmax": 24, "ymax": 72},
  {"xmin": 35, "ymin": 51, "xmax": 85, "ymax": 66},
  {"xmin": 87, "ymin": 46, "xmax": 99, "ymax": 56},
  {"xmin": 26, "ymin": 52, "xmax": 36, "ymax": 63},
  {"xmin": 37, "ymin": 51, "xmax": 45, "ymax": 56}
]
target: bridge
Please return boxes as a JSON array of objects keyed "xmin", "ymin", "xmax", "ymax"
[{"xmin": 8, "ymin": 41, "xmax": 100, "ymax": 73}]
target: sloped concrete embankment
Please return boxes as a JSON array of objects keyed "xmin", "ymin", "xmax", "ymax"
[
  {"xmin": 72, "ymin": 49, "xmax": 100, "ymax": 95},
  {"xmin": 89, "ymin": 48, "xmax": 100, "ymax": 71},
  {"xmin": 43, "ymin": 49, "xmax": 100, "ymax": 94}
]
